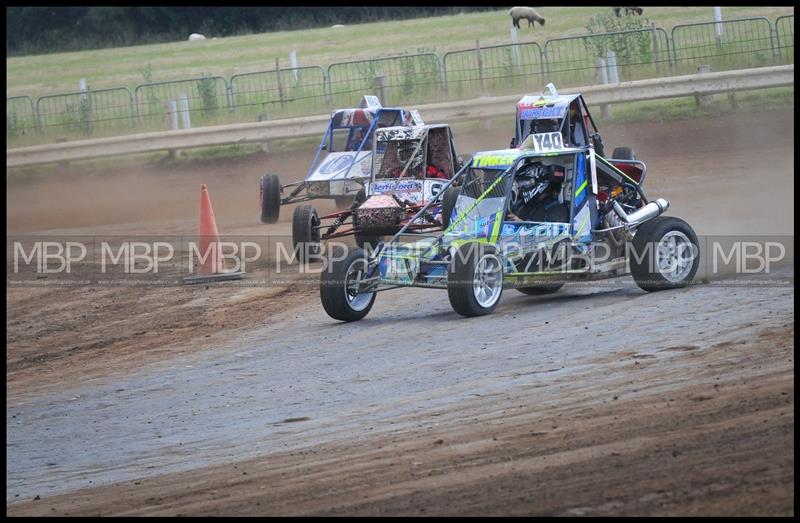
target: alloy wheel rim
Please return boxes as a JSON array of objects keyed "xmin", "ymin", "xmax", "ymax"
[
  {"xmin": 656, "ymin": 231, "xmax": 695, "ymax": 283},
  {"xmin": 472, "ymin": 253, "xmax": 503, "ymax": 308}
]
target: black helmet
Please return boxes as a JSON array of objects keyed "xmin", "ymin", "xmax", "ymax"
[
  {"xmin": 511, "ymin": 163, "xmax": 547, "ymax": 211},
  {"xmin": 511, "ymin": 163, "xmax": 564, "ymax": 214}
]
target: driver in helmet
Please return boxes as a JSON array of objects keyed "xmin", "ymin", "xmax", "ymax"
[
  {"xmin": 508, "ymin": 162, "xmax": 570, "ymax": 223},
  {"xmin": 392, "ymin": 140, "xmax": 424, "ymax": 178}
]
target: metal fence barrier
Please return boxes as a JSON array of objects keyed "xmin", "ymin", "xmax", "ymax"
[
  {"xmin": 7, "ymin": 15, "xmax": 796, "ymax": 149},
  {"xmin": 36, "ymin": 87, "xmax": 136, "ymax": 140},
  {"xmin": 6, "ymin": 95, "xmax": 38, "ymax": 141},
  {"xmin": 775, "ymin": 15, "xmax": 794, "ymax": 63},
  {"xmin": 134, "ymin": 76, "xmax": 229, "ymax": 131},
  {"xmin": 443, "ymin": 41, "xmax": 544, "ymax": 99},
  {"xmin": 327, "ymin": 52, "xmax": 443, "ymax": 107},
  {"xmin": 544, "ymin": 27, "xmax": 671, "ymax": 87},
  {"xmin": 229, "ymin": 65, "xmax": 328, "ymax": 121},
  {"xmin": 671, "ymin": 17, "xmax": 777, "ymax": 75}
]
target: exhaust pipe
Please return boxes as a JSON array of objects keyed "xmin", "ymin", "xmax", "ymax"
[{"xmin": 612, "ymin": 198, "xmax": 669, "ymax": 226}]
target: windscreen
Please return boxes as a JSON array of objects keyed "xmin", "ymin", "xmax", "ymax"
[
  {"xmin": 445, "ymin": 167, "xmax": 509, "ymax": 241},
  {"xmin": 373, "ymin": 139, "xmax": 425, "ymax": 179}
]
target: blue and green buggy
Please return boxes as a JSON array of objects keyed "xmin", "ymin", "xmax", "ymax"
[{"xmin": 319, "ymin": 89, "xmax": 700, "ymax": 320}]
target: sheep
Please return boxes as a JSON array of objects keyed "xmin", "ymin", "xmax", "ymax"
[
  {"xmin": 509, "ymin": 7, "xmax": 546, "ymax": 30},
  {"xmin": 188, "ymin": 33, "xmax": 206, "ymax": 42},
  {"xmin": 612, "ymin": 7, "xmax": 644, "ymax": 17}
]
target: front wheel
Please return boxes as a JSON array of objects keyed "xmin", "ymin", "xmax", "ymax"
[
  {"xmin": 260, "ymin": 174, "xmax": 282, "ymax": 224},
  {"xmin": 447, "ymin": 243, "xmax": 504, "ymax": 317},
  {"xmin": 630, "ymin": 216, "xmax": 700, "ymax": 292},
  {"xmin": 292, "ymin": 204, "xmax": 321, "ymax": 263},
  {"xmin": 320, "ymin": 247, "xmax": 377, "ymax": 322}
]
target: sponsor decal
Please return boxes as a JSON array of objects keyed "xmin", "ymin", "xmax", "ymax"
[
  {"xmin": 472, "ymin": 153, "xmax": 520, "ymax": 168},
  {"xmin": 373, "ymin": 180, "xmax": 422, "ymax": 193},
  {"xmin": 376, "ymin": 127, "xmax": 426, "ymax": 141},
  {"xmin": 319, "ymin": 154, "xmax": 355, "ymax": 175},
  {"xmin": 502, "ymin": 222, "xmax": 569, "ymax": 241},
  {"xmin": 519, "ymin": 105, "xmax": 566, "ymax": 119}
]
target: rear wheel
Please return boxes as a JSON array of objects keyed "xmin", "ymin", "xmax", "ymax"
[
  {"xmin": 441, "ymin": 186, "xmax": 460, "ymax": 228},
  {"xmin": 260, "ymin": 174, "xmax": 281, "ymax": 224},
  {"xmin": 320, "ymin": 247, "xmax": 377, "ymax": 322},
  {"xmin": 292, "ymin": 204, "xmax": 321, "ymax": 263},
  {"xmin": 611, "ymin": 147, "xmax": 636, "ymax": 160},
  {"xmin": 447, "ymin": 243, "xmax": 504, "ymax": 317},
  {"xmin": 630, "ymin": 216, "xmax": 699, "ymax": 292}
]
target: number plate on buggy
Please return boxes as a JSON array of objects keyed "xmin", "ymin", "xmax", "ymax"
[{"xmin": 530, "ymin": 132, "xmax": 564, "ymax": 152}]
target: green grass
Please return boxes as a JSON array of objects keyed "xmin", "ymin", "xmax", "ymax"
[
  {"xmin": 597, "ymin": 86, "xmax": 794, "ymax": 124},
  {"xmin": 6, "ymin": 7, "xmax": 793, "ymax": 97}
]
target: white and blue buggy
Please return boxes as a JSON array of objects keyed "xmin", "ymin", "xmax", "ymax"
[
  {"xmin": 319, "ymin": 103, "xmax": 700, "ymax": 321},
  {"xmin": 259, "ymin": 95, "xmax": 424, "ymax": 224}
]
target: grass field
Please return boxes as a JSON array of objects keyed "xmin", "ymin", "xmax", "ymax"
[{"xmin": 6, "ymin": 6, "xmax": 794, "ymax": 97}]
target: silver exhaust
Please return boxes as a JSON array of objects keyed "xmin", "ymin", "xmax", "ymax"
[{"xmin": 612, "ymin": 198, "xmax": 669, "ymax": 226}]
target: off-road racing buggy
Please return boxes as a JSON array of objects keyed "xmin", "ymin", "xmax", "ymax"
[
  {"xmin": 291, "ymin": 123, "xmax": 464, "ymax": 262},
  {"xmin": 511, "ymin": 83, "xmax": 611, "ymax": 158},
  {"xmin": 259, "ymin": 95, "xmax": 424, "ymax": 224},
  {"xmin": 319, "ymin": 104, "xmax": 700, "ymax": 321}
]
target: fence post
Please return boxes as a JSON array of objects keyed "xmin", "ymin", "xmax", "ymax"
[
  {"xmin": 606, "ymin": 51, "xmax": 619, "ymax": 84},
  {"xmin": 275, "ymin": 57, "xmax": 286, "ymax": 110},
  {"xmin": 226, "ymin": 81, "xmax": 235, "ymax": 115},
  {"xmin": 178, "ymin": 93, "xmax": 191, "ymax": 129},
  {"xmin": 79, "ymin": 78, "xmax": 92, "ymax": 127},
  {"xmin": 540, "ymin": 46, "xmax": 548, "ymax": 82},
  {"xmin": 373, "ymin": 74, "xmax": 386, "ymax": 105},
  {"xmin": 476, "ymin": 39, "xmax": 485, "ymax": 94},
  {"xmin": 324, "ymin": 68, "xmax": 333, "ymax": 106},
  {"xmin": 714, "ymin": 7, "xmax": 724, "ymax": 43},
  {"xmin": 33, "ymin": 97, "xmax": 43, "ymax": 133},
  {"xmin": 165, "ymin": 99, "xmax": 180, "ymax": 159},
  {"xmin": 510, "ymin": 26, "xmax": 522, "ymax": 68},
  {"xmin": 768, "ymin": 20, "xmax": 779, "ymax": 60},
  {"xmin": 289, "ymin": 50, "xmax": 299, "ymax": 84},
  {"xmin": 441, "ymin": 54, "xmax": 449, "ymax": 95},
  {"xmin": 695, "ymin": 65, "xmax": 714, "ymax": 107},
  {"xmin": 595, "ymin": 58, "xmax": 610, "ymax": 118},
  {"xmin": 652, "ymin": 23, "xmax": 661, "ymax": 74}
]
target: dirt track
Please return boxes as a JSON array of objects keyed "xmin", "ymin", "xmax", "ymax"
[{"xmin": 5, "ymin": 110, "xmax": 795, "ymax": 515}]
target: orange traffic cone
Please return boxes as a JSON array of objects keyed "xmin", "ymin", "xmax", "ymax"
[
  {"xmin": 183, "ymin": 184, "xmax": 244, "ymax": 284},
  {"xmin": 198, "ymin": 184, "xmax": 224, "ymax": 276}
]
